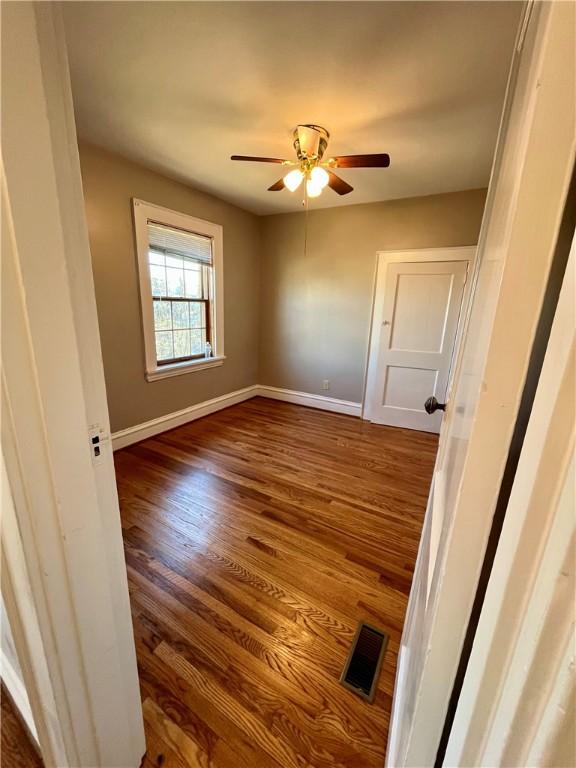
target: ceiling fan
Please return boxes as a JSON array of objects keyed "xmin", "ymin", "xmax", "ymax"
[{"xmin": 231, "ymin": 124, "xmax": 390, "ymax": 198}]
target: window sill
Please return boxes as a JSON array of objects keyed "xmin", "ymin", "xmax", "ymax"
[{"xmin": 146, "ymin": 355, "xmax": 225, "ymax": 382}]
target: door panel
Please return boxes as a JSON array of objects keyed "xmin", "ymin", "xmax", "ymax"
[
  {"xmin": 391, "ymin": 272, "xmax": 454, "ymax": 352},
  {"xmin": 384, "ymin": 366, "xmax": 438, "ymax": 410},
  {"xmin": 370, "ymin": 261, "xmax": 467, "ymax": 433}
]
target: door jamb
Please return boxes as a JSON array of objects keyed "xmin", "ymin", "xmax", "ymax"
[
  {"xmin": 1, "ymin": 4, "xmax": 145, "ymax": 765},
  {"xmin": 438, "ymin": 161, "xmax": 576, "ymax": 767}
]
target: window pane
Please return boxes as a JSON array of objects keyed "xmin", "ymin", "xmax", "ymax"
[
  {"xmin": 189, "ymin": 302, "xmax": 204, "ymax": 328},
  {"xmin": 184, "ymin": 269, "xmax": 202, "ymax": 298},
  {"xmin": 190, "ymin": 329, "xmax": 206, "ymax": 356},
  {"xmin": 166, "ymin": 267, "xmax": 185, "ymax": 297},
  {"xmin": 173, "ymin": 330, "xmax": 191, "ymax": 359},
  {"xmin": 148, "ymin": 250, "xmax": 165, "ymax": 266},
  {"xmin": 155, "ymin": 331, "xmax": 173, "ymax": 360},
  {"xmin": 149, "ymin": 264, "xmax": 167, "ymax": 296},
  {"xmin": 153, "ymin": 300, "xmax": 171, "ymax": 330},
  {"xmin": 166, "ymin": 254, "xmax": 184, "ymax": 270},
  {"xmin": 172, "ymin": 301, "xmax": 190, "ymax": 329}
]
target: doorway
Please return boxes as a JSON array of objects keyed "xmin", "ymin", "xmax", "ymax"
[
  {"xmin": 364, "ymin": 247, "xmax": 474, "ymax": 432},
  {"xmin": 3, "ymin": 2, "xmax": 573, "ymax": 767}
]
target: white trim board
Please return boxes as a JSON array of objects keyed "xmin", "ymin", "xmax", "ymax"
[
  {"xmin": 256, "ymin": 386, "xmax": 361, "ymax": 417},
  {"xmin": 111, "ymin": 385, "xmax": 362, "ymax": 450},
  {"xmin": 112, "ymin": 385, "xmax": 259, "ymax": 450},
  {"xmin": 3, "ymin": 5, "xmax": 146, "ymax": 764},
  {"xmin": 1, "ymin": 648, "xmax": 39, "ymax": 746}
]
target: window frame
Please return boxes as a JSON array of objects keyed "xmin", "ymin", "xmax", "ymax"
[{"xmin": 132, "ymin": 199, "xmax": 224, "ymax": 381}]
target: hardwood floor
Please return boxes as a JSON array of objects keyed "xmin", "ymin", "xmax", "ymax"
[
  {"xmin": 1, "ymin": 685, "xmax": 42, "ymax": 768},
  {"xmin": 115, "ymin": 397, "xmax": 438, "ymax": 768}
]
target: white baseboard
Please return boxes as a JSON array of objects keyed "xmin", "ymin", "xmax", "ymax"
[
  {"xmin": 111, "ymin": 384, "xmax": 362, "ymax": 450},
  {"xmin": 111, "ymin": 385, "xmax": 259, "ymax": 450},
  {"xmin": 255, "ymin": 385, "xmax": 362, "ymax": 417},
  {"xmin": 1, "ymin": 649, "xmax": 39, "ymax": 745}
]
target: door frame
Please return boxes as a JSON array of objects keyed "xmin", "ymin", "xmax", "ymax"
[
  {"xmin": 1, "ymin": 4, "xmax": 145, "ymax": 765},
  {"xmin": 445, "ymin": 224, "xmax": 575, "ymax": 768},
  {"xmin": 386, "ymin": 2, "xmax": 575, "ymax": 764},
  {"xmin": 362, "ymin": 246, "xmax": 476, "ymax": 422}
]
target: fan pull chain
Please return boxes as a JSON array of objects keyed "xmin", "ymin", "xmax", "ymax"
[{"xmin": 303, "ymin": 187, "xmax": 309, "ymax": 259}]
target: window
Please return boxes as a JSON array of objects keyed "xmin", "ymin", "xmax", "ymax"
[
  {"xmin": 132, "ymin": 200, "xmax": 224, "ymax": 381},
  {"xmin": 148, "ymin": 223, "xmax": 212, "ymax": 364}
]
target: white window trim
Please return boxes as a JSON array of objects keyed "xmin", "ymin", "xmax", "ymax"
[{"xmin": 132, "ymin": 199, "xmax": 225, "ymax": 382}]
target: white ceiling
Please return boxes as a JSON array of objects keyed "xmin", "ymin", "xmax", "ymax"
[{"xmin": 63, "ymin": 1, "xmax": 522, "ymax": 215}]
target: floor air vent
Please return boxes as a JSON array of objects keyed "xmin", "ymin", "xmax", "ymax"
[{"xmin": 340, "ymin": 622, "xmax": 389, "ymax": 703}]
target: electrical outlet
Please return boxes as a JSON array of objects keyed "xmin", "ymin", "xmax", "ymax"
[{"xmin": 322, "ymin": 379, "xmax": 330, "ymax": 391}]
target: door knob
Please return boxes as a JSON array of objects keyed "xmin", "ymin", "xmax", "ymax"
[{"xmin": 424, "ymin": 396, "xmax": 446, "ymax": 414}]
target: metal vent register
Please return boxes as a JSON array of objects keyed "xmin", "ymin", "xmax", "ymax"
[{"xmin": 340, "ymin": 622, "xmax": 389, "ymax": 703}]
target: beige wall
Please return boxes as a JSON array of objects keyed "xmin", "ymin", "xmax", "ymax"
[
  {"xmin": 80, "ymin": 142, "xmax": 486, "ymax": 429},
  {"xmin": 259, "ymin": 189, "xmax": 486, "ymax": 403},
  {"xmin": 79, "ymin": 143, "xmax": 261, "ymax": 432}
]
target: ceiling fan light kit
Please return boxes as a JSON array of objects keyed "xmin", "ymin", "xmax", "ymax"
[
  {"xmin": 306, "ymin": 179, "xmax": 321, "ymax": 198},
  {"xmin": 284, "ymin": 168, "xmax": 304, "ymax": 191},
  {"xmin": 231, "ymin": 124, "xmax": 390, "ymax": 200},
  {"xmin": 307, "ymin": 166, "xmax": 329, "ymax": 196}
]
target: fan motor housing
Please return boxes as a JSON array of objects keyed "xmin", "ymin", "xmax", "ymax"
[{"xmin": 293, "ymin": 124, "xmax": 330, "ymax": 162}]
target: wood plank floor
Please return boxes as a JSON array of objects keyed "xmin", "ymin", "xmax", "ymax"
[
  {"xmin": 1, "ymin": 685, "xmax": 43, "ymax": 768},
  {"xmin": 115, "ymin": 397, "xmax": 438, "ymax": 768}
]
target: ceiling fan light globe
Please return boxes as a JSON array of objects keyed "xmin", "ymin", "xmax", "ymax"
[
  {"xmin": 310, "ymin": 166, "xmax": 329, "ymax": 190},
  {"xmin": 306, "ymin": 179, "xmax": 323, "ymax": 198},
  {"xmin": 284, "ymin": 169, "xmax": 304, "ymax": 192}
]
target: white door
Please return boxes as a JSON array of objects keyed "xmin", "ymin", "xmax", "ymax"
[
  {"xmin": 365, "ymin": 254, "xmax": 470, "ymax": 433},
  {"xmin": 387, "ymin": 3, "xmax": 575, "ymax": 766}
]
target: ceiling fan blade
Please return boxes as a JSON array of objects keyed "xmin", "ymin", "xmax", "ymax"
[
  {"xmin": 329, "ymin": 153, "xmax": 390, "ymax": 168},
  {"xmin": 268, "ymin": 178, "xmax": 285, "ymax": 192},
  {"xmin": 327, "ymin": 171, "xmax": 353, "ymax": 195},
  {"xmin": 231, "ymin": 155, "xmax": 287, "ymax": 164}
]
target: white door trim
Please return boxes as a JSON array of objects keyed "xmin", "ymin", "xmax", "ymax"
[
  {"xmin": 1, "ymin": 4, "xmax": 145, "ymax": 765},
  {"xmin": 445, "ymin": 234, "xmax": 576, "ymax": 767},
  {"xmin": 387, "ymin": 2, "xmax": 575, "ymax": 764},
  {"xmin": 363, "ymin": 246, "xmax": 475, "ymax": 422}
]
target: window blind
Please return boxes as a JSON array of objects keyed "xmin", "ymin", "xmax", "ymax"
[{"xmin": 147, "ymin": 221, "xmax": 212, "ymax": 265}]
